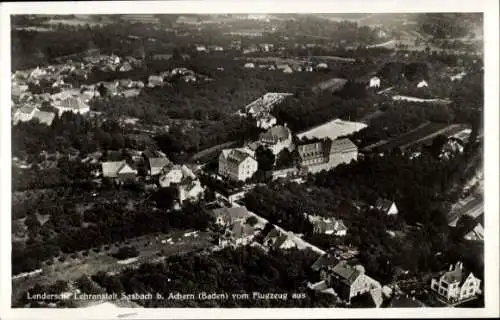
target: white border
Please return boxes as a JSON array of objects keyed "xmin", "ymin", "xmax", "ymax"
[{"xmin": 1, "ymin": 1, "xmax": 498, "ymax": 319}]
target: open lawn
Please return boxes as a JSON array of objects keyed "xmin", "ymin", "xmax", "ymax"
[{"xmin": 297, "ymin": 118, "xmax": 368, "ymax": 141}]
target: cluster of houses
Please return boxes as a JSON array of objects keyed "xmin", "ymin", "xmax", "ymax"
[
  {"xmin": 242, "ymin": 60, "xmax": 328, "ymax": 73},
  {"xmin": 99, "ymin": 149, "xmax": 204, "ymax": 204},
  {"xmin": 147, "ymin": 67, "xmax": 212, "ymax": 87},
  {"xmin": 11, "ymin": 54, "xmax": 214, "ymax": 128}
]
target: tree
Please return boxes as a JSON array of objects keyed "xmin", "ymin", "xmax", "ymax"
[
  {"xmin": 113, "ymin": 246, "xmax": 139, "ymax": 260},
  {"xmin": 97, "ymin": 83, "xmax": 108, "ymax": 98},
  {"xmin": 152, "ymin": 187, "xmax": 178, "ymax": 209},
  {"xmin": 245, "ymin": 216, "xmax": 258, "ymax": 227},
  {"xmin": 255, "ymin": 146, "xmax": 275, "ymax": 172}
]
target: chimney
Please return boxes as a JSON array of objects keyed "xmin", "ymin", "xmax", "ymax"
[{"xmin": 449, "ymin": 264, "xmax": 453, "ymax": 271}]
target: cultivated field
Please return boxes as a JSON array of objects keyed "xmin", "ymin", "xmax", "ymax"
[
  {"xmin": 312, "ymin": 78, "xmax": 348, "ymax": 93},
  {"xmin": 12, "ymin": 230, "xmax": 214, "ymax": 305},
  {"xmin": 363, "ymin": 122, "xmax": 470, "ymax": 153}
]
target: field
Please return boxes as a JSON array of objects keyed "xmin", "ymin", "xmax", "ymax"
[
  {"xmin": 12, "ymin": 230, "xmax": 214, "ymax": 305},
  {"xmin": 312, "ymin": 78, "xmax": 348, "ymax": 93},
  {"xmin": 297, "ymin": 118, "xmax": 368, "ymax": 141},
  {"xmin": 362, "ymin": 122, "xmax": 470, "ymax": 153},
  {"xmin": 392, "ymin": 95, "xmax": 452, "ymax": 104}
]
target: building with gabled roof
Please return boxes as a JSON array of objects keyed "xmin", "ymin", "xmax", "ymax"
[
  {"xmin": 306, "ymin": 214, "xmax": 348, "ymax": 236},
  {"xmin": 218, "ymin": 148, "xmax": 258, "ymax": 181},
  {"xmin": 263, "ymin": 229, "xmax": 297, "ymax": 250},
  {"xmin": 148, "ymin": 157, "xmax": 172, "ymax": 176},
  {"xmin": 258, "ymin": 124, "xmax": 292, "ymax": 155},
  {"xmin": 319, "ymin": 260, "xmax": 381, "ymax": 303},
  {"xmin": 430, "ymin": 261, "xmax": 481, "ymax": 304},
  {"xmin": 54, "ymin": 97, "xmax": 90, "ymax": 116},
  {"xmin": 101, "ymin": 160, "xmax": 137, "ymax": 182},
  {"xmin": 211, "ymin": 206, "xmax": 251, "ymax": 227},
  {"xmin": 463, "ymin": 222, "xmax": 484, "ymax": 241},
  {"xmin": 375, "ymin": 198, "xmax": 398, "ymax": 215},
  {"xmin": 297, "ymin": 138, "xmax": 358, "ymax": 173}
]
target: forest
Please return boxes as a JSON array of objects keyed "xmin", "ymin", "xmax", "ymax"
[{"xmin": 242, "ymin": 141, "xmax": 483, "ymax": 282}]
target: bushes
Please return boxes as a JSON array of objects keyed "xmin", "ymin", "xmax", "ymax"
[{"xmin": 112, "ymin": 246, "xmax": 139, "ymax": 260}]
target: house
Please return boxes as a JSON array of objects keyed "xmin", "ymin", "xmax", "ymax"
[
  {"xmin": 147, "ymin": 75, "xmax": 164, "ymax": 87},
  {"xmin": 430, "ymin": 261, "xmax": 482, "ymax": 304},
  {"xmin": 305, "ymin": 66, "xmax": 314, "ymax": 72},
  {"xmin": 120, "ymin": 89, "xmax": 141, "ymax": 98},
  {"xmin": 263, "ymin": 229, "xmax": 297, "ymax": 250},
  {"xmin": 463, "ymin": 222, "xmax": 484, "ymax": 241},
  {"xmin": 52, "ymin": 79, "xmax": 65, "ymax": 88},
  {"xmin": 297, "ymin": 138, "xmax": 358, "ymax": 173},
  {"xmin": 243, "ymin": 62, "xmax": 256, "ymax": 69},
  {"xmin": 349, "ymin": 288, "xmax": 385, "ymax": 308},
  {"xmin": 306, "ymin": 214, "xmax": 348, "ymax": 236},
  {"xmin": 119, "ymin": 62, "xmax": 133, "ymax": 72},
  {"xmin": 321, "ymin": 260, "xmax": 382, "ymax": 303},
  {"xmin": 158, "ymin": 164, "xmax": 194, "ymax": 187},
  {"xmin": 218, "ymin": 219, "xmax": 257, "ymax": 247},
  {"xmin": 29, "ymin": 66, "xmax": 47, "ymax": 80},
  {"xmin": 12, "ymin": 106, "xmax": 37, "ymax": 124},
  {"xmin": 374, "ymin": 198, "xmax": 398, "ymax": 215},
  {"xmin": 159, "ymin": 163, "xmax": 204, "ymax": 202},
  {"xmin": 211, "ymin": 206, "xmax": 251, "ymax": 227},
  {"xmin": 195, "ymin": 45, "xmax": 207, "ymax": 52},
  {"xmin": 276, "ymin": 64, "xmax": 293, "ymax": 73},
  {"xmin": 450, "ymin": 71, "xmax": 466, "ymax": 81},
  {"xmin": 218, "ymin": 148, "xmax": 258, "ymax": 181},
  {"xmin": 53, "ymin": 97, "xmax": 90, "ymax": 116},
  {"xmin": 32, "ymin": 110, "xmax": 56, "ymax": 126},
  {"xmin": 258, "ymin": 125, "xmax": 293, "ymax": 155},
  {"xmin": 369, "ymin": 76, "xmax": 381, "ymax": 88},
  {"xmin": 311, "ymin": 253, "xmax": 339, "ymax": 272},
  {"xmin": 417, "ymin": 80, "xmax": 428, "ymax": 88},
  {"xmin": 101, "ymin": 161, "xmax": 137, "ymax": 182},
  {"xmin": 183, "ymin": 75, "xmax": 197, "ymax": 83},
  {"xmin": 147, "ymin": 156, "xmax": 172, "ymax": 176},
  {"xmin": 208, "ymin": 45, "xmax": 224, "ymax": 52},
  {"xmin": 178, "ymin": 178, "xmax": 204, "ymax": 203},
  {"xmin": 316, "ymin": 63, "xmax": 328, "ymax": 69}
]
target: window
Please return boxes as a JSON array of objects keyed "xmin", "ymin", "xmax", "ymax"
[
  {"xmin": 469, "ymin": 282, "xmax": 474, "ymax": 286},
  {"xmin": 441, "ymin": 282, "xmax": 448, "ymax": 288},
  {"xmin": 469, "ymin": 289, "xmax": 473, "ymax": 294}
]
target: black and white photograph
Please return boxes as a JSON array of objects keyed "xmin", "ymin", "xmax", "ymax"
[{"xmin": 0, "ymin": 1, "xmax": 498, "ymax": 319}]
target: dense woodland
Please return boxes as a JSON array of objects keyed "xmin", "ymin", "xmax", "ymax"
[{"xmin": 244, "ymin": 142, "xmax": 483, "ymax": 282}]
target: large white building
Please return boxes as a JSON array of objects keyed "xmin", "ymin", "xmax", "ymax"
[
  {"xmin": 53, "ymin": 97, "xmax": 90, "ymax": 116},
  {"xmin": 218, "ymin": 148, "xmax": 258, "ymax": 181},
  {"xmin": 297, "ymin": 138, "xmax": 358, "ymax": 173},
  {"xmin": 430, "ymin": 261, "xmax": 482, "ymax": 304}
]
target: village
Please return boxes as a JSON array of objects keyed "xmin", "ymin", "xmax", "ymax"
[{"xmin": 10, "ymin": 13, "xmax": 485, "ymax": 310}]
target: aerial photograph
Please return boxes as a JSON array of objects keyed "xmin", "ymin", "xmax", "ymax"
[{"xmin": 9, "ymin": 13, "xmax": 484, "ymax": 309}]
